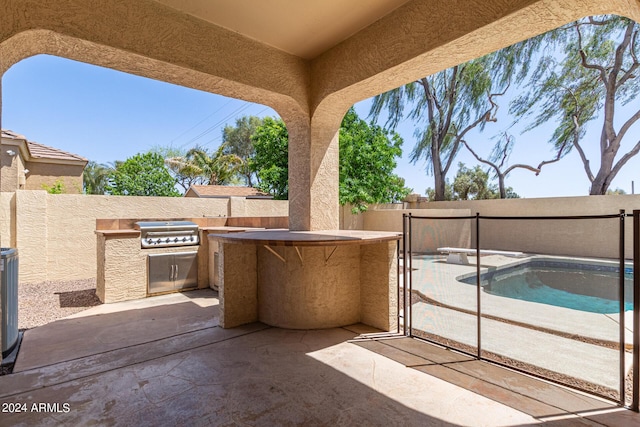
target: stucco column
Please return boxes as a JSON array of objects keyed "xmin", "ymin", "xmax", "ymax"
[{"xmin": 286, "ymin": 112, "xmax": 342, "ymax": 231}]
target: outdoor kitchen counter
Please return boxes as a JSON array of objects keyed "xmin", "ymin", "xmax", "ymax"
[
  {"xmin": 95, "ymin": 229, "xmax": 140, "ymax": 237},
  {"xmin": 96, "ymin": 225, "xmax": 210, "ymax": 304},
  {"xmin": 209, "ymin": 229, "xmax": 400, "ymax": 246},
  {"xmin": 208, "ymin": 229, "xmax": 401, "ymax": 331}
]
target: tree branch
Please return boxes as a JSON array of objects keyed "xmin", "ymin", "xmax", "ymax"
[
  {"xmin": 617, "ymin": 30, "xmax": 639, "ymax": 88},
  {"xmin": 586, "ymin": 16, "xmax": 612, "ymax": 26},
  {"xmin": 419, "ymin": 78, "xmax": 437, "ymax": 127},
  {"xmin": 575, "ymin": 23, "xmax": 607, "ymax": 82},
  {"xmin": 504, "ymin": 164, "xmax": 541, "ymax": 175},
  {"xmin": 463, "ymin": 140, "xmax": 540, "ymax": 178},
  {"xmin": 569, "ymin": 115, "xmax": 595, "ymax": 183},
  {"xmin": 442, "ymin": 86, "xmax": 506, "ymax": 175},
  {"xmin": 441, "ymin": 66, "xmax": 459, "ymax": 139},
  {"xmin": 610, "ymin": 138, "xmax": 640, "ymax": 180},
  {"xmin": 535, "ymin": 151, "xmax": 565, "ymax": 172},
  {"xmin": 612, "ymin": 21, "xmax": 635, "ymax": 81},
  {"xmin": 443, "ymin": 109, "xmax": 489, "ymax": 175},
  {"xmin": 616, "ymin": 108, "xmax": 640, "ymax": 144}
]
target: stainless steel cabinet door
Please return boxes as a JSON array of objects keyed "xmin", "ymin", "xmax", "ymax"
[
  {"xmin": 173, "ymin": 251, "xmax": 198, "ymax": 290},
  {"xmin": 148, "ymin": 253, "xmax": 175, "ymax": 294}
]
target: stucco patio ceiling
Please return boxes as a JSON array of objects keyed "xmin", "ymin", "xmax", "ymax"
[
  {"xmin": 153, "ymin": 0, "xmax": 412, "ymax": 59},
  {"xmin": 3, "ymin": 0, "xmax": 640, "ymax": 231}
]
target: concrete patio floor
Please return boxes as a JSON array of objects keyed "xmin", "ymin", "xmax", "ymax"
[{"xmin": 0, "ymin": 289, "xmax": 638, "ymax": 426}]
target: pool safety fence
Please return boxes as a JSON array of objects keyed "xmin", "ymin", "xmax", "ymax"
[{"xmin": 400, "ymin": 210, "xmax": 640, "ymax": 411}]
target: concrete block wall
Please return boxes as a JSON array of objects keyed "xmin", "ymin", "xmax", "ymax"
[
  {"xmin": 1, "ymin": 190, "xmax": 288, "ymax": 283},
  {"xmin": 348, "ymin": 195, "xmax": 640, "ymax": 259}
]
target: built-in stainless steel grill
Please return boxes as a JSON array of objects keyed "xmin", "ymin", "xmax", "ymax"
[{"xmin": 135, "ymin": 221, "xmax": 199, "ymax": 249}]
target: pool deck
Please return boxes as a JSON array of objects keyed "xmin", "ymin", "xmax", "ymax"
[
  {"xmin": 2, "ymin": 289, "xmax": 637, "ymax": 426},
  {"xmin": 404, "ymin": 254, "xmax": 633, "ymax": 392}
]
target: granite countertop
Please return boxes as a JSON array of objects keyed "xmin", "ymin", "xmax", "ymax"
[{"xmin": 208, "ymin": 229, "xmax": 401, "ymax": 246}]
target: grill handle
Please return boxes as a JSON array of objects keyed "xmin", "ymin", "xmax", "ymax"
[{"xmin": 145, "ymin": 230, "xmax": 197, "ymax": 237}]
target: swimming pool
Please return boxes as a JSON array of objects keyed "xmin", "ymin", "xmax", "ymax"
[{"xmin": 459, "ymin": 259, "xmax": 633, "ymax": 314}]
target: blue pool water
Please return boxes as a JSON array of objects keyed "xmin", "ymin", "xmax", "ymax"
[{"xmin": 460, "ymin": 260, "xmax": 633, "ymax": 314}]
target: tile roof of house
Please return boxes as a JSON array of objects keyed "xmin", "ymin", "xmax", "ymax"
[
  {"xmin": 187, "ymin": 185, "xmax": 271, "ymax": 198},
  {"xmin": 1, "ymin": 129, "xmax": 27, "ymax": 140},
  {"xmin": 2, "ymin": 129, "xmax": 88, "ymax": 163},
  {"xmin": 26, "ymin": 140, "xmax": 88, "ymax": 163}
]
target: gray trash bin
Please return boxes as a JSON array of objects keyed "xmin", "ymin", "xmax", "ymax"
[{"xmin": 1, "ymin": 248, "xmax": 18, "ymax": 358}]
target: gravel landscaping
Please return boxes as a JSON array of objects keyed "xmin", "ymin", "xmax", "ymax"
[{"xmin": 18, "ymin": 278, "xmax": 102, "ymax": 330}]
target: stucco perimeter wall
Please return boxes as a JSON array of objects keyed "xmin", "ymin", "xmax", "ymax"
[
  {"xmin": 343, "ymin": 205, "xmax": 473, "ymax": 254},
  {"xmin": 353, "ymin": 196, "xmax": 640, "ymax": 259},
  {"xmin": 9, "ymin": 190, "xmax": 288, "ymax": 283},
  {"xmin": 227, "ymin": 197, "xmax": 289, "ymax": 218},
  {"xmin": 0, "ymin": 192, "xmax": 16, "ymax": 247}
]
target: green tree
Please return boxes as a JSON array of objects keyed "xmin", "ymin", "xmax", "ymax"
[
  {"xmin": 370, "ymin": 56, "xmax": 513, "ymax": 201},
  {"xmin": 42, "ymin": 179, "xmax": 66, "ymax": 194},
  {"xmin": 606, "ymin": 187, "xmax": 627, "ymax": 195},
  {"xmin": 83, "ymin": 161, "xmax": 112, "ymax": 195},
  {"xmin": 108, "ymin": 151, "xmax": 180, "ymax": 196},
  {"xmin": 222, "ymin": 116, "xmax": 264, "ymax": 186},
  {"xmin": 452, "ymin": 163, "xmax": 497, "ymax": 200},
  {"xmin": 512, "ymin": 15, "xmax": 640, "ymax": 195},
  {"xmin": 157, "ymin": 146, "xmax": 208, "ymax": 192},
  {"xmin": 182, "ymin": 144, "xmax": 243, "ymax": 186},
  {"xmin": 250, "ymin": 110, "xmax": 410, "ymax": 209},
  {"xmin": 426, "ymin": 163, "xmax": 519, "ymax": 200},
  {"xmin": 250, "ymin": 117, "xmax": 289, "ymax": 199},
  {"xmin": 339, "ymin": 108, "xmax": 410, "ymax": 212}
]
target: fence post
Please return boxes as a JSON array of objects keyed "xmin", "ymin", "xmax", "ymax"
[
  {"xmin": 396, "ymin": 238, "xmax": 401, "ymax": 334},
  {"xmin": 402, "ymin": 214, "xmax": 407, "ymax": 336},
  {"xmin": 408, "ymin": 213, "xmax": 413, "ymax": 338},
  {"xmin": 619, "ymin": 210, "xmax": 626, "ymax": 405},
  {"xmin": 633, "ymin": 210, "xmax": 639, "ymax": 412},
  {"xmin": 476, "ymin": 212, "xmax": 481, "ymax": 359}
]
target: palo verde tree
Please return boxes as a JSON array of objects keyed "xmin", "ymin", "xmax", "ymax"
[
  {"xmin": 511, "ymin": 15, "xmax": 640, "ymax": 195},
  {"xmin": 369, "ymin": 53, "xmax": 523, "ymax": 201}
]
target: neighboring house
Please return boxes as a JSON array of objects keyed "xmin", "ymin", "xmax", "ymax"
[
  {"xmin": 184, "ymin": 185, "xmax": 272, "ymax": 199},
  {"xmin": 1, "ymin": 129, "xmax": 88, "ymax": 193}
]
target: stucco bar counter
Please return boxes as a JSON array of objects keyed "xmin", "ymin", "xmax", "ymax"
[{"xmin": 209, "ymin": 229, "xmax": 401, "ymax": 331}]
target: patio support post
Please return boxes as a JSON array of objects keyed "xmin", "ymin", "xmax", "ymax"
[
  {"xmin": 285, "ymin": 112, "xmax": 341, "ymax": 231},
  {"xmin": 633, "ymin": 210, "xmax": 640, "ymax": 411}
]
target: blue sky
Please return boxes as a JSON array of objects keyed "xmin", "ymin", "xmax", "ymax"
[{"xmin": 2, "ymin": 54, "xmax": 639, "ymax": 198}]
